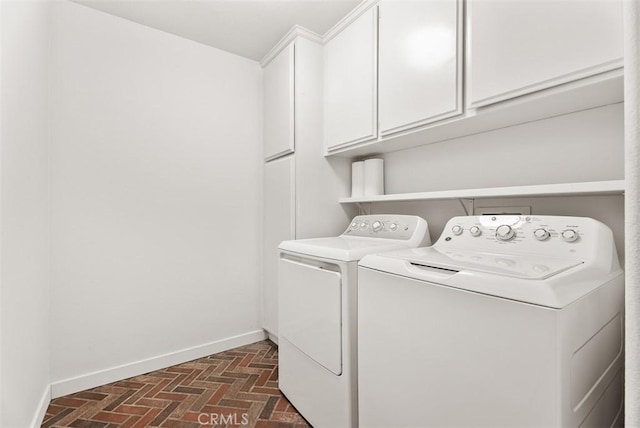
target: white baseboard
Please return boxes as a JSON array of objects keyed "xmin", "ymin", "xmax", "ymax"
[
  {"xmin": 267, "ymin": 331, "xmax": 279, "ymax": 345},
  {"xmin": 30, "ymin": 383, "xmax": 51, "ymax": 428},
  {"xmin": 263, "ymin": 326, "xmax": 278, "ymax": 345},
  {"xmin": 50, "ymin": 329, "xmax": 267, "ymax": 398}
]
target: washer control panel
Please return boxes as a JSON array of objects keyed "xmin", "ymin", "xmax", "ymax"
[
  {"xmin": 344, "ymin": 215, "xmax": 426, "ymax": 241},
  {"xmin": 437, "ymin": 215, "xmax": 613, "ymax": 260}
]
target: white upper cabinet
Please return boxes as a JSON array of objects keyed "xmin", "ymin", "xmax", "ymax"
[
  {"xmin": 324, "ymin": 7, "xmax": 378, "ymax": 151},
  {"xmin": 378, "ymin": 0, "xmax": 462, "ymax": 135},
  {"xmin": 264, "ymin": 43, "xmax": 295, "ymax": 161},
  {"xmin": 467, "ymin": 0, "xmax": 623, "ymax": 109}
]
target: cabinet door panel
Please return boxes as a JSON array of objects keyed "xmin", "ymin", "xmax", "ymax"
[
  {"xmin": 379, "ymin": 0, "xmax": 462, "ymax": 135},
  {"xmin": 468, "ymin": 0, "xmax": 623, "ymax": 108},
  {"xmin": 325, "ymin": 7, "xmax": 378, "ymax": 151},
  {"xmin": 263, "ymin": 156, "xmax": 295, "ymax": 336},
  {"xmin": 264, "ymin": 44, "xmax": 294, "ymax": 160}
]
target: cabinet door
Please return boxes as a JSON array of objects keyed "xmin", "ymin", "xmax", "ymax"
[
  {"xmin": 263, "ymin": 155, "xmax": 295, "ymax": 336},
  {"xmin": 325, "ymin": 7, "xmax": 378, "ymax": 152},
  {"xmin": 379, "ymin": 0, "xmax": 462, "ymax": 135},
  {"xmin": 468, "ymin": 0, "xmax": 623, "ymax": 109},
  {"xmin": 264, "ymin": 43, "xmax": 294, "ymax": 161}
]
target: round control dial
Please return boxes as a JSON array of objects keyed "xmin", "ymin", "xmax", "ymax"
[
  {"xmin": 372, "ymin": 221, "xmax": 383, "ymax": 232},
  {"xmin": 360, "ymin": 221, "xmax": 369, "ymax": 230},
  {"xmin": 469, "ymin": 226, "xmax": 482, "ymax": 237},
  {"xmin": 533, "ymin": 228, "xmax": 550, "ymax": 241},
  {"xmin": 452, "ymin": 225, "xmax": 463, "ymax": 236},
  {"xmin": 495, "ymin": 225, "xmax": 516, "ymax": 241},
  {"xmin": 561, "ymin": 229, "xmax": 579, "ymax": 242},
  {"xmin": 351, "ymin": 221, "xmax": 359, "ymax": 229},
  {"xmin": 389, "ymin": 223, "xmax": 398, "ymax": 231}
]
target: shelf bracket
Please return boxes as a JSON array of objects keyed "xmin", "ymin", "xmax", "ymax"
[
  {"xmin": 356, "ymin": 202, "xmax": 371, "ymax": 215},
  {"xmin": 458, "ymin": 198, "xmax": 475, "ymax": 216}
]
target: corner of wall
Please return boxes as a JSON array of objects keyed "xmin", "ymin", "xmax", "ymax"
[{"xmin": 30, "ymin": 384, "xmax": 52, "ymax": 428}]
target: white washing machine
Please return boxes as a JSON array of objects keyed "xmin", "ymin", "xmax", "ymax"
[
  {"xmin": 358, "ymin": 215, "xmax": 624, "ymax": 428},
  {"xmin": 278, "ymin": 215, "xmax": 430, "ymax": 428}
]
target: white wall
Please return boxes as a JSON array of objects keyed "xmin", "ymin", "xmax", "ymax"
[
  {"xmin": 372, "ymin": 104, "xmax": 625, "ymax": 260},
  {"xmin": 0, "ymin": 1, "xmax": 52, "ymax": 426},
  {"xmin": 49, "ymin": 1, "xmax": 263, "ymax": 394},
  {"xmin": 383, "ymin": 103, "xmax": 624, "ymax": 194}
]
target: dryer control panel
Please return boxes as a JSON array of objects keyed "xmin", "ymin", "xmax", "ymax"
[
  {"xmin": 438, "ymin": 215, "xmax": 619, "ymax": 268},
  {"xmin": 343, "ymin": 215, "xmax": 430, "ymax": 244}
]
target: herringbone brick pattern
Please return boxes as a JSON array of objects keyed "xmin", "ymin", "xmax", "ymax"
[{"xmin": 42, "ymin": 341, "xmax": 310, "ymax": 428}]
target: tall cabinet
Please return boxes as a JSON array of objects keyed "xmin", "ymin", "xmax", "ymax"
[
  {"xmin": 263, "ymin": 156, "xmax": 295, "ymax": 336},
  {"xmin": 262, "ymin": 36, "xmax": 354, "ymax": 339},
  {"xmin": 264, "ymin": 44, "xmax": 295, "ymax": 161}
]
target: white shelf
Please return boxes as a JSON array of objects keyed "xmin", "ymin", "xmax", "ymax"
[{"xmin": 339, "ymin": 180, "xmax": 625, "ymax": 204}]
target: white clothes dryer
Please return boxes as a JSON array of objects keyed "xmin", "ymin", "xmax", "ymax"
[
  {"xmin": 358, "ymin": 215, "xmax": 624, "ymax": 428},
  {"xmin": 278, "ymin": 215, "xmax": 430, "ymax": 428}
]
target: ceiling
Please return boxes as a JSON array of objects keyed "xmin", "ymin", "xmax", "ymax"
[{"xmin": 73, "ymin": 0, "xmax": 360, "ymax": 61}]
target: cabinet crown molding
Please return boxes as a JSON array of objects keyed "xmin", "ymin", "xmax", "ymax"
[
  {"xmin": 260, "ymin": 0, "xmax": 377, "ymax": 67},
  {"xmin": 260, "ymin": 25, "xmax": 322, "ymax": 67},
  {"xmin": 322, "ymin": 0, "xmax": 378, "ymax": 44}
]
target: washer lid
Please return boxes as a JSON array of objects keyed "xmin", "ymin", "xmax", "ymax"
[
  {"xmin": 383, "ymin": 247, "xmax": 583, "ymax": 280},
  {"xmin": 279, "ymin": 236, "xmax": 413, "ymax": 262}
]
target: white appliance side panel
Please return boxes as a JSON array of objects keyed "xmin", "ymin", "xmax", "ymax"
[
  {"xmin": 468, "ymin": 0, "xmax": 623, "ymax": 108},
  {"xmin": 577, "ymin": 370, "xmax": 623, "ymax": 428},
  {"xmin": 280, "ymin": 258, "xmax": 342, "ymax": 375},
  {"xmin": 358, "ymin": 267, "xmax": 560, "ymax": 428},
  {"xmin": 263, "ymin": 43, "xmax": 294, "ymax": 160},
  {"xmin": 324, "ymin": 6, "xmax": 378, "ymax": 150},
  {"xmin": 379, "ymin": 0, "xmax": 461, "ymax": 134},
  {"xmin": 560, "ymin": 276, "xmax": 625, "ymax": 426},
  {"xmin": 263, "ymin": 156, "xmax": 295, "ymax": 336}
]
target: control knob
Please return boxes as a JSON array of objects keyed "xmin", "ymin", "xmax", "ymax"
[
  {"xmin": 495, "ymin": 225, "xmax": 516, "ymax": 241},
  {"xmin": 389, "ymin": 223, "xmax": 398, "ymax": 231},
  {"xmin": 469, "ymin": 226, "xmax": 482, "ymax": 237},
  {"xmin": 533, "ymin": 228, "xmax": 550, "ymax": 241},
  {"xmin": 351, "ymin": 221, "xmax": 359, "ymax": 229},
  {"xmin": 561, "ymin": 229, "xmax": 579, "ymax": 242},
  {"xmin": 372, "ymin": 221, "xmax": 383, "ymax": 232},
  {"xmin": 452, "ymin": 225, "xmax": 463, "ymax": 236},
  {"xmin": 360, "ymin": 222, "xmax": 369, "ymax": 230}
]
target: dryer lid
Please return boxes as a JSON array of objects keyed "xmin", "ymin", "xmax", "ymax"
[{"xmin": 384, "ymin": 247, "xmax": 583, "ymax": 280}]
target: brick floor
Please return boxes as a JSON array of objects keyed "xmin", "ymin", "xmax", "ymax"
[{"xmin": 42, "ymin": 341, "xmax": 310, "ymax": 428}]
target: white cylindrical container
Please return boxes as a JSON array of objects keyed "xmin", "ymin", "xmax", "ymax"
[
  {"xmin": 364, "ymin": 158, "xmax": 384, "ymax": 196},
  {"xmin": 351, "ymin": 161, "xmax": 365, "ymax": 198}
]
